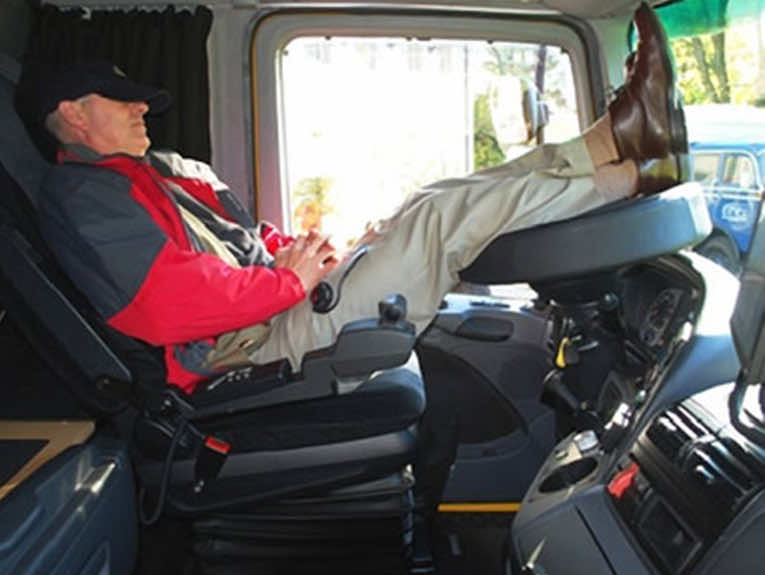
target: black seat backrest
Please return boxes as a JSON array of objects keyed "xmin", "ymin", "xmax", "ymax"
[
  {"xmin": 0, "ymin": 189, "xmax": 132, "ymax": 413},
  {"xmin": 0, "ymin": 226, "xmax": 131, "ymax": 385}
]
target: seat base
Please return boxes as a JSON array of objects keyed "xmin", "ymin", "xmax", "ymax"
[{"xmin": 189, "ymin": 472, "xmax": 418, "ymax": 575}]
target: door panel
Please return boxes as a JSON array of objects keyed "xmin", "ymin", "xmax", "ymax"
[
  {"xmin": 417, "ymin": 293, "xmax": 554, "ymax": 503},
  {"xmin": 0, "ymin": 436, "xmax": 137, "ymax": 575}
]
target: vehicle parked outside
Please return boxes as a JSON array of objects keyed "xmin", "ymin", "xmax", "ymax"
[{"xmin": 686, "ymin": 104, "xmax": 765, "ymax": 274}]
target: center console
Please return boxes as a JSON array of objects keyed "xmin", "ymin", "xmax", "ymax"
[
  {"xmin": 511, "ymin": 379, "xmax": 765, "ymax": 575},
  {"xmin": 610, "ymin": 391, "xmax": 764, "ymax": 574}
]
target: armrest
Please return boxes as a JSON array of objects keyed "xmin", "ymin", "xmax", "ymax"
[{"xmin": 300, "ymin": 316, "xmax": 415, "ymax": 385}]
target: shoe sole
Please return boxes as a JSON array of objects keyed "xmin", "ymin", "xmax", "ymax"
[{"xmin": 650, "ymin": 6, "xmax": 689, "ymax": 155}]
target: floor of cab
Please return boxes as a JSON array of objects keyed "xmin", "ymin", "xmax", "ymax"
[
  {"xmin": 432, "ymin": 512, "xmax": 512, "ymax": 575},
  {"xmin": 135, "ymin": 512, "xmax": 513, "ymax": 575}
]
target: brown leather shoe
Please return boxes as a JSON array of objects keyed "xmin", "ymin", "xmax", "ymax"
[
  {"xmin": 636, "ymin": 153, "xmax": 688, "ymax": 196},
  {"xmin": 610, "ymin": 3, "xmax": 688, "ymax": 162}
]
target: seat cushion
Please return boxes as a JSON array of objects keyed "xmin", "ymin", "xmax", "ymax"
[{"xmin": 200, "ymin": 360, "xmax": 425, "ymax": 452}]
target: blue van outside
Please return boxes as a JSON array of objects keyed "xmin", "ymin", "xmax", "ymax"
[{"xmin": 686, "ymin": 105, "xmax": 765, "ymax": 274}]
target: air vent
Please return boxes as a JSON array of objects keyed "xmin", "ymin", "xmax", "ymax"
[
  {"xmin": 646, "ymin": 405, "xmax": 761, "ymax": 516},
  {"xmin": 693, "ymin": 434, "xmax": 761, "ymax": 510},
  {"xmin": 646, "ymin": 406, "xmax": 706, "ymax": 462}
]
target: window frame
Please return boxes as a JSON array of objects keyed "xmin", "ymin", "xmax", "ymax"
[
  {"xmin": 721, "ymin": 152, "xmax": 759, "ymax": 191},
  {"xmin": 694, "ymin": 148, "xmax": 763, "ymax": 198},
  {"xmin": 250, "ymin": 10, "xmax": 601, "ymax": 230}
]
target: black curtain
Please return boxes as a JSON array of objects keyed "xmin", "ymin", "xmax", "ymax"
[{"xmin": 25, "ymin": 5, "xmax": 212, "ymax": 162}]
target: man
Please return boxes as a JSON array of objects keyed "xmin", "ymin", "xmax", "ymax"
[
  {"xmin": 25, "ymin": 3, "xmax": 684, "ymax": 391},
  {"xmin": 21, "ymin": 3, "xmax": 682, "ymax": 517}
]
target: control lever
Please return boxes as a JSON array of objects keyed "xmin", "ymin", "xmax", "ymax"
[
  {"xmin": 543, "ymin": 369, "xmax": 602, "ymax": 432},
  {"xmin": 599, "ymin": 402, "xmax": 634, "ymax": 451},
  {"xmin": 378, "ymin": 293, "xmax": 407, "ymax": 324},
  {"xmin": 311, "ymin": 244, "xmax": 369, "ymax": 313},
  {"xmin": 555, "ymin": 335, "xmax": 599, "ymax": 368},
  {"xmin": 543, "ymin": 369, "xmax": 581, "ymax": 413},
  {"xmin": 520, "ymin": 540, "xmax": 548, "ymax": 575}
]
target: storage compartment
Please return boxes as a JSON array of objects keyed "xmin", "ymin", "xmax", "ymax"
[{"xmin": 538, "ymin": 457, "xmax": 597, "ymax": 493}]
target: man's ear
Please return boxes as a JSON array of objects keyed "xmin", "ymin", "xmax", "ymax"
[{"xmin": 57, "ymin": 100, "xmax": 87, "ymax": 131}]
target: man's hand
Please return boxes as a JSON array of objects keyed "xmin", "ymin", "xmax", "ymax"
[
  {"xmin": 273, "ymin": 231, "xmax": 339, "ymax": 295},
  {"xmin": 347, "ymin": 220, "xmax": 389, "ymax": 251}
]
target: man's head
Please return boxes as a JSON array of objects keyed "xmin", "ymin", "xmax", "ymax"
[
  {"xmin": 48, "ymin": 93, "xmax": 153, "ymax": 157},
  {"xmin": 20, "ymin": 59, "xmax": 170, "ymax": 157}
]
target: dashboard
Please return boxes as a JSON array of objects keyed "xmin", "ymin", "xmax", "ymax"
[
  {"xmin": 639, "ymin": 287, "xmax": 684, "ymax": 348},
  {"xmin": 554, "ymin": 261, "xmax": 705, "ymax": 424},
  {"xmin": 618, "ymin": 263, "xmax": 701, "ymax": 361}
]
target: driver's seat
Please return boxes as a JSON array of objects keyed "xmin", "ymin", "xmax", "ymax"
[{"xmin": 0, "ymin": 54, "xmax": 430, "ymax": 574}]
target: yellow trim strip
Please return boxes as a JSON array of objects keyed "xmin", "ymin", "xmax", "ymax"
[{"xmin": 438, "ymin": 502, "xmax": 521, "ymax": 513}]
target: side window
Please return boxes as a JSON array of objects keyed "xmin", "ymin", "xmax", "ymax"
[
  {"xmin": 722, "ymin": 154, "xmax": 757, "ymax": 190},
  {"xmin": 692, "ymin": 153, "xmax": 720, "ymax": 184},
  {"xmin": 278, "ymin": 37, "xmax": 580, "ymax": 245}
]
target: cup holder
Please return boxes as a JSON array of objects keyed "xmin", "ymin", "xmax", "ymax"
[{"xmin": 538, "ymin": 457, "xmax": 598, "ymax": 493}]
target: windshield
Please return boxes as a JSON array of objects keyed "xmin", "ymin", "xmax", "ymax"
[
  {"xmin": 649, "ymin": 0, "xmax": 765, "ymax": 277},
  {"xmin": 664, "ymin": 0, "xmax": 765, "ymax": 440},
  {"xmin": 654, "ymin": 0, "xmax": 764, "ymax": 109}
]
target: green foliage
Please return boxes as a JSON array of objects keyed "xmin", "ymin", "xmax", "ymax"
[
  {"xmin": 672, "ymin": 35, "xmax": 728, "ymax": 104},
  {"xmin": 672, "ymin": 28, "xmax": 758, "ymax": 105},
  {"xmin": 293, "ymin": 176, "xmax": 334, "ymax": 211},
  {"xmin": 663, "ymin": 0, "xmax": 764, "ymax": 106},
  {"xmin": 473, "ymin": 93, "xmax": 505, "ymax": 170},
  {"xmin": 291, "ymin": 176, "xmax": 334, "ymax": 233}
]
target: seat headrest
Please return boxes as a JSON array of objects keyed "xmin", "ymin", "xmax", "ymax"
[{"xmin": 0, "ymin": 53, "xmax": 49, "ymax": 208}]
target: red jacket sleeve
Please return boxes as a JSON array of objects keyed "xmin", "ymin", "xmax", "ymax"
[
  {"xmin": 260, "ymin": 221, "xmax": 294, "ymax": 255},
  {"xmin": 107, "ymin": 240, "xmax": 305, "ymax": 346}
]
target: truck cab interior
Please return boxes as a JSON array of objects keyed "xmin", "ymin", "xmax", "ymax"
[{"xmin": 1, "ymin": 1, "xmax": 764, "ymax": 574}]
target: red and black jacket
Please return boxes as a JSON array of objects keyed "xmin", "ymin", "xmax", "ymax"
[{"xmin": 39, "ymin": 146, "xmax": 304, "ymax": 393}]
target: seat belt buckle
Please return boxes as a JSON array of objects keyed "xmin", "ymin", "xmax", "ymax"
[{"xmin": 193, "ymin": 435, "xmax": 230, "ymax": 493}]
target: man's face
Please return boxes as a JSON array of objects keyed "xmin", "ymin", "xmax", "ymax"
[{"xmin": 77, "ymin": 94, "xmax": 151, "ymax": 157}]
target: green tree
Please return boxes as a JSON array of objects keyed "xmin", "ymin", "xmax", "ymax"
[
  {"xmin": 291, "ymin": 176, "xmax": 334, "ymax": 233},
  {"xmin": 673, "ymin": 33, "xmax": 731, "ymax": 103},
  {"xmin": 473, "ymin": 93, "xmax": 506, "ymax": 170}
]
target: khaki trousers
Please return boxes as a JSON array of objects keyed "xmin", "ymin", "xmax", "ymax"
[{"xmin": 247, "ymin": 135, "xmax": 616, "ymax": 370}]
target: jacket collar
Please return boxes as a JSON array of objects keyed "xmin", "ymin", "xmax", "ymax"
[{"xmin": 57, "ymin": 143, "xmax": 148, "ymax": 166}]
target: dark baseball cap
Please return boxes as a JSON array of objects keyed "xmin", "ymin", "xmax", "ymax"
[{"xmin": 21, "ymin": 59, "xmax": 171, "ymax": 122}]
